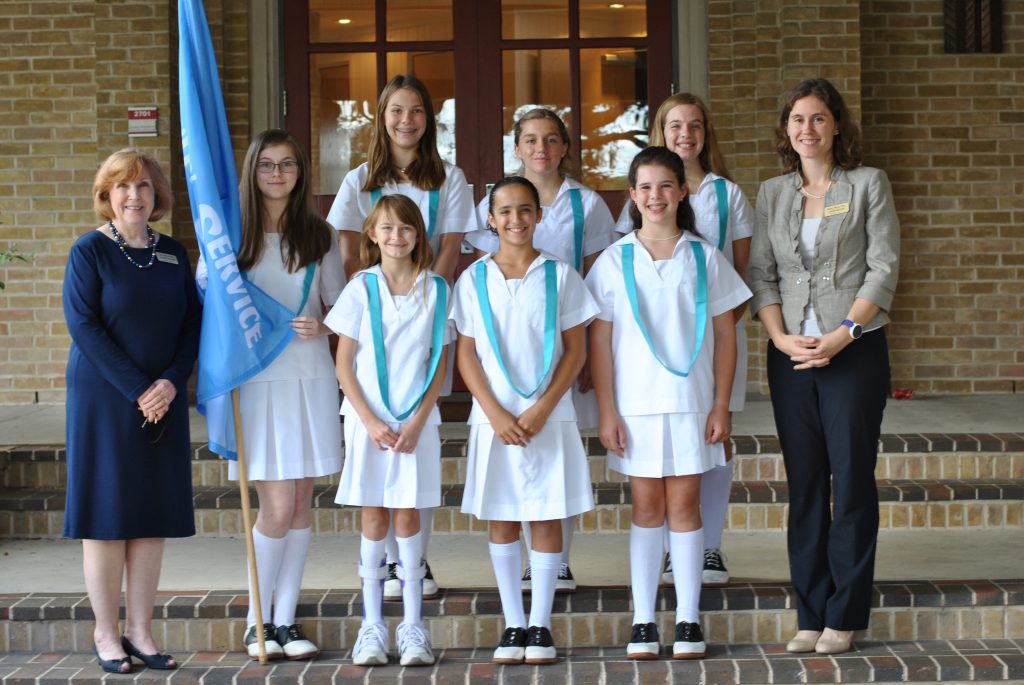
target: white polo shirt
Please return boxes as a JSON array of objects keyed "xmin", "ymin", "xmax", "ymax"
[
  {"xmin": 585, "ymin": 232, "xmax": 751, "ymax": 416},
  {"xmin": 466, "ymin": 177, "xmax": 616, "ymax": 270},
  {"xmin": 324, "ymin": 266, "xmax": 454, "ymax": 425},
  {"xmin": 451, "ymin": 253, "xmax": 599, "ymax": 424}
]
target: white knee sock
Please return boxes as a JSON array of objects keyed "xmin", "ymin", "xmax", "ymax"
[
  {"xmin": 359, "ymin": 536, "xmax": 387, "ymax": 625},
  {"xmin": 527, "ymin": 550, "xmax": 561, "ymax": 629},
  {"xmin": 272, "ymin": 527, "xmax": 311, "ymax": 627},
  {"xmin": 248, "ymin": 529, "xmax": 286, "ymax": 628},
  {"xmin": 700, "ymin": 462, "xmax": 733, "ymax": 550},
  {"xmin": 384, "ymin": 519, "xmax": 398, "ymax": 564},
  {"xmin": 629, "ymin": 523, "xmax": 664, "ymax": 624},
  {"xmin": 396, "ymin": 531, "xmax": 425, "ymax": 625},
  {"xmin": 669, "ymin": 527, "xmax": 704, "ymax": 623},
  {"xmin": 560, "ymin": 517, "xmax": 575, "ymax": 565},
  {"xmin": 489, "ymin": 541, "xmax": 526, "ymax": 629}
]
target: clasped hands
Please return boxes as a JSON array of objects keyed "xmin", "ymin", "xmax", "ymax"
[
  {"xmin": 138, "ymin": 379, "xmax": 176, "ymax": 425},
  {"xmin": 773, "ymin": 328, "xmax": 852, "ymax": 370}
]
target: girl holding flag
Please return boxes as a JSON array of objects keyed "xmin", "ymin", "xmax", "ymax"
[
  {"xmin": 327, "ymin": 74, "xmax": 476, "ymax": 598},
  {"xmin": 587, "ymin": 147, "xmax": 750, "ymax": 660},
  {"xmin": 616, "ymin": 94, "xmax": 754, "ymax": 588},
  {"xmin": 324, "ymin": 194, "xmax": 451, "ymax": 667},
  {"xmin": 465, "ymin": 108, "xmax": 616, "ymax": 592},
  {"xmin": 452, "ymin": 177, "xmax": 598, "ymax": 664},
  {"xmin": 201, "ymin": 129, "xmax": 345, "ymax": 661}
]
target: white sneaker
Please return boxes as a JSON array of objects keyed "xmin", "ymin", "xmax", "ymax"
[
  {"xmin": 701, "ymin": 548, "xmax": 730, "ymax": 587},
  {"xmin": 396, "ymin": 622, "xmax": 435, "ymax": 666},
  {"xmin": 383, "ymin": 562, "xmax": 402, "ymax": 601},
  {"xmin": 352, "ymin": 622, "xmax": 389, "ymax": 666}
]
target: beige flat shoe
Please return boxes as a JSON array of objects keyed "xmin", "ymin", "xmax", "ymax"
[
  {"xmin": 785, "ymin": 631, "xmax": 821, "ymax": 653},
  {"xmin": 814, "ymin": 631, "xmax": 854, "ymax": 654}
]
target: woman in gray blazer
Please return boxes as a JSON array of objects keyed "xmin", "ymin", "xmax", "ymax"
[{"xmin": 747, "ymin": 78, "xmax": 899, "ymax": 655}]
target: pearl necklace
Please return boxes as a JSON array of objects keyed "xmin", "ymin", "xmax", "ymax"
[
  {"xmin": 108, "ymin": 220, "xmax": 157, "ymax": 269},
  {"xmin": 799, "ymin": 181, "xmax": 831, "ymax": 200}
]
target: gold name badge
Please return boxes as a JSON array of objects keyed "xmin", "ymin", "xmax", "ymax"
[{"xmin": 824, "ymin": 202, "xmax": 850, "ymax": 217}]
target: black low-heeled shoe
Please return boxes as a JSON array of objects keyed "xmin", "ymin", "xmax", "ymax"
[
  {"xmin": 121, "ymin": 635, "xmax": 178, "ymax": 670},
  {"xmin": 93, "ymin": 644, "xmax": 132, "ymax": 674}
]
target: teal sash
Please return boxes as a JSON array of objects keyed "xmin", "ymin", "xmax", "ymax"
[
  {"xmin": 712, "ymin": 178, "xmax": 728, "ymax": 251},
  {"xmin": 622, "ymin": 240, "xmax": 707, "ymax": 377},
  {"xmin": 370, "ymin": 187, "xmax": 440, "ymax": 240},
  {"xmin": 568, "ymin": 187, "xmax": 585, "ymax": 272},
  {"xmin": 475, "ymin": 259, "xmax": 557, "ymax": 399},
  {"xmin": 364, "ymin": 272, "xmax": 447, "ymax": 421}
]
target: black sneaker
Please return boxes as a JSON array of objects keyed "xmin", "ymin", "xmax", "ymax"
[
  {"xmin": 423, "ymin": 562, "xmax": 439, "ymax": 599},
  {"xmin": 520, "ymin": 564, "xmax": 532, "ymax": 592},
  {"xmin": 244, "ymin": 622, "xmax": 283, "ymax": 660},
  {"xmin": 626, "ymin": 622, "xmax": 660, "ymax": 659},
  {"xmin": 492, "ymin": 626, "xmax": 528, "ymax": 663},
  {"xmin": 383, "ymin": 561, "xmax": 401, "ymax": 601},
  {"xmin": 555, "ymin": 563, "xmax": 577, "ymax": 593},
  {"xmin": 702, "ymin": 548, "xmax": 730, "ymax": 587},
  {"xmin": 672, "ymin": 621, "xmax": 706, "ymax": 659},
  {"xmin": 275, "ymin": 623, "xmax": 318, "ymax": 660},
  {"xmin": 524, "ymin": 625, "xmax": 558, "ymax": 664}
]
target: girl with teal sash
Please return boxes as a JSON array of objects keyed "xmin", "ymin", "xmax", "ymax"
[
  {"xmin": 222, "ymin": 130, "xmax": 345, "ymax": 662},
  {"xmin": 466, "ymin": 107, "xmax": 617, "ymax": 593},
  {"xmin": 586, "ymin": 147, "xmax": 750, "ymax": 662},
  {"xmin": 324, "ymin": 194, "xmax": 451, "ymax": 668},
  {"xmin": 325, "ymin": 75, "xmax": 475, "ymax": 600},
  {"xmin": 452, "ymin": 177, "xmax": 599, "ymax": 665},
  {"xmin": 615, "ymin": 93, "xmax": 755, "ymax": 590}
]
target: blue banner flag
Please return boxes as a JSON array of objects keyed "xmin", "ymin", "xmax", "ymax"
[{"xmin": 178, "ymin": 0, "xmax": 296, "ymax": 459}]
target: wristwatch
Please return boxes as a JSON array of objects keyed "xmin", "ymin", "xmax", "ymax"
[{"xmin": 841, "ymin": 319, "xmax": 863, "ymax": 340}]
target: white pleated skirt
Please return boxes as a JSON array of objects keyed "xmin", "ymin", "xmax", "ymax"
[
  {"xmin": 229, "ymin": 377, "xmax": 343, "ymax": 481},
  {"xmin": 607, "ymin": 413, "xmax": 726, "ymax": 478},
  {"xmin": 462, "ymin": 421, "xmax": 594, "ymax": 522},
  {"xmin": 335, "ymin": 417, "xmax": 441, "ymax": 509}
]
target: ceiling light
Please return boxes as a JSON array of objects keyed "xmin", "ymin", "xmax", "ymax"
[{"xmin": 337, "ymin": 18, "xmax": 351, "ymax": 25}]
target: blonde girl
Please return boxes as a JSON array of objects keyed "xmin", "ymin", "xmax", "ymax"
[
  {"xmin": 324, "ymin": 195, "xmax": 451, "ymax": 667},
  {"xmin": 587, "ymin": 147, "xmax": 750, "ymax": 660}
]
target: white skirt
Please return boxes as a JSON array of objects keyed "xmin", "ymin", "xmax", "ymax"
[
  {"xmin": 229, "ymin": 377, "xmax": 343, "ymax": 481},
  {"xmin": 462, "ymin": 421, "xmax": 594, "ymax": 521},
  {"xmin": 335, "ymin": 417, "xmax": 441, "ymax": 509},
  {"xmin": 607, "ymin": 413, "xmax": 726, "ymax": 478},
  {"xmin": 730, "ymin": 321, "xmax": 748, "ymax": 412}
]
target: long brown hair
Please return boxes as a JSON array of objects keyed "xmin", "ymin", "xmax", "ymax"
[
  {"xmin": 774, "ymin": 78, "xmax": 863, "ymax": 174},
  {"xmin": 513, "ymin": 108, "xmax": 574, "ymax": 178},
  {"xmin": 649, "ymin": 92, "xmax": 731, "ymax": 181},
  {"xmin": 237, "ymin": 129, "xmax": 332, "ymax": 273},
  {"xmin": 363, "ymin": 75, "xmax": 446, "ymax": 192},
  {"xmin": 358, "ymin": 194, "xmax": 434, "ymax": 275}
]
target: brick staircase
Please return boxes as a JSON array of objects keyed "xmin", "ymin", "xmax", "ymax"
[{"xmin": 1, "ymin": 428, "xmax": 1022, "ymax": 682}]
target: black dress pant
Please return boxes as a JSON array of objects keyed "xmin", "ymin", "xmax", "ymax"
[{"xmin": 767, "ymin": 329, "xmax": 890, "ymax": 631}]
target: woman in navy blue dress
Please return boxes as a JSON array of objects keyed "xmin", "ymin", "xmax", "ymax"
[{"xmin": 63, "ymin": 149, "xmax": 200, "ymax": 673}]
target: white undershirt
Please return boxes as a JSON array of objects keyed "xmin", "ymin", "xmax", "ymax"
[{"xmin": 798, "ymin": 217, "xmax": 823, "ymax": 336}]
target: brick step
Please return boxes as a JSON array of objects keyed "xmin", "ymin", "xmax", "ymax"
[
  {"xmin": 1, "ymin": 639, "xmax": 1022, "ymax": 684},
  {"xmin": 3, "ymin": 479, "xmax": 1021, "ymax": 538},
  {"xmin": 2, "ymin": 580, "xmax": 1022, "ymax": 654},
  {"xmin": 4, "ymin": 433, "xmax": 1023, "ymax": 489}
]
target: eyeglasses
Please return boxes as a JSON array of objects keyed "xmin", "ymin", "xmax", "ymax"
[{"xmin": 256, "ymin": 160, "xmax": 299, "ymax": 174}]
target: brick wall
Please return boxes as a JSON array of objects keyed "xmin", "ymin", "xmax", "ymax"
[
  {"xmin": 0, "ymin": 0, "xmax": 248, "ymax": 404},
  {"xmin": 860, "ymin": 0, "xmax": 1024, "ymax": 394}
]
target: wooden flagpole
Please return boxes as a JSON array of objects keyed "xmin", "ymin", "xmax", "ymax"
[{"xmin": 232, "ymin": 388, "xmax": 268, "ymax": 664}]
